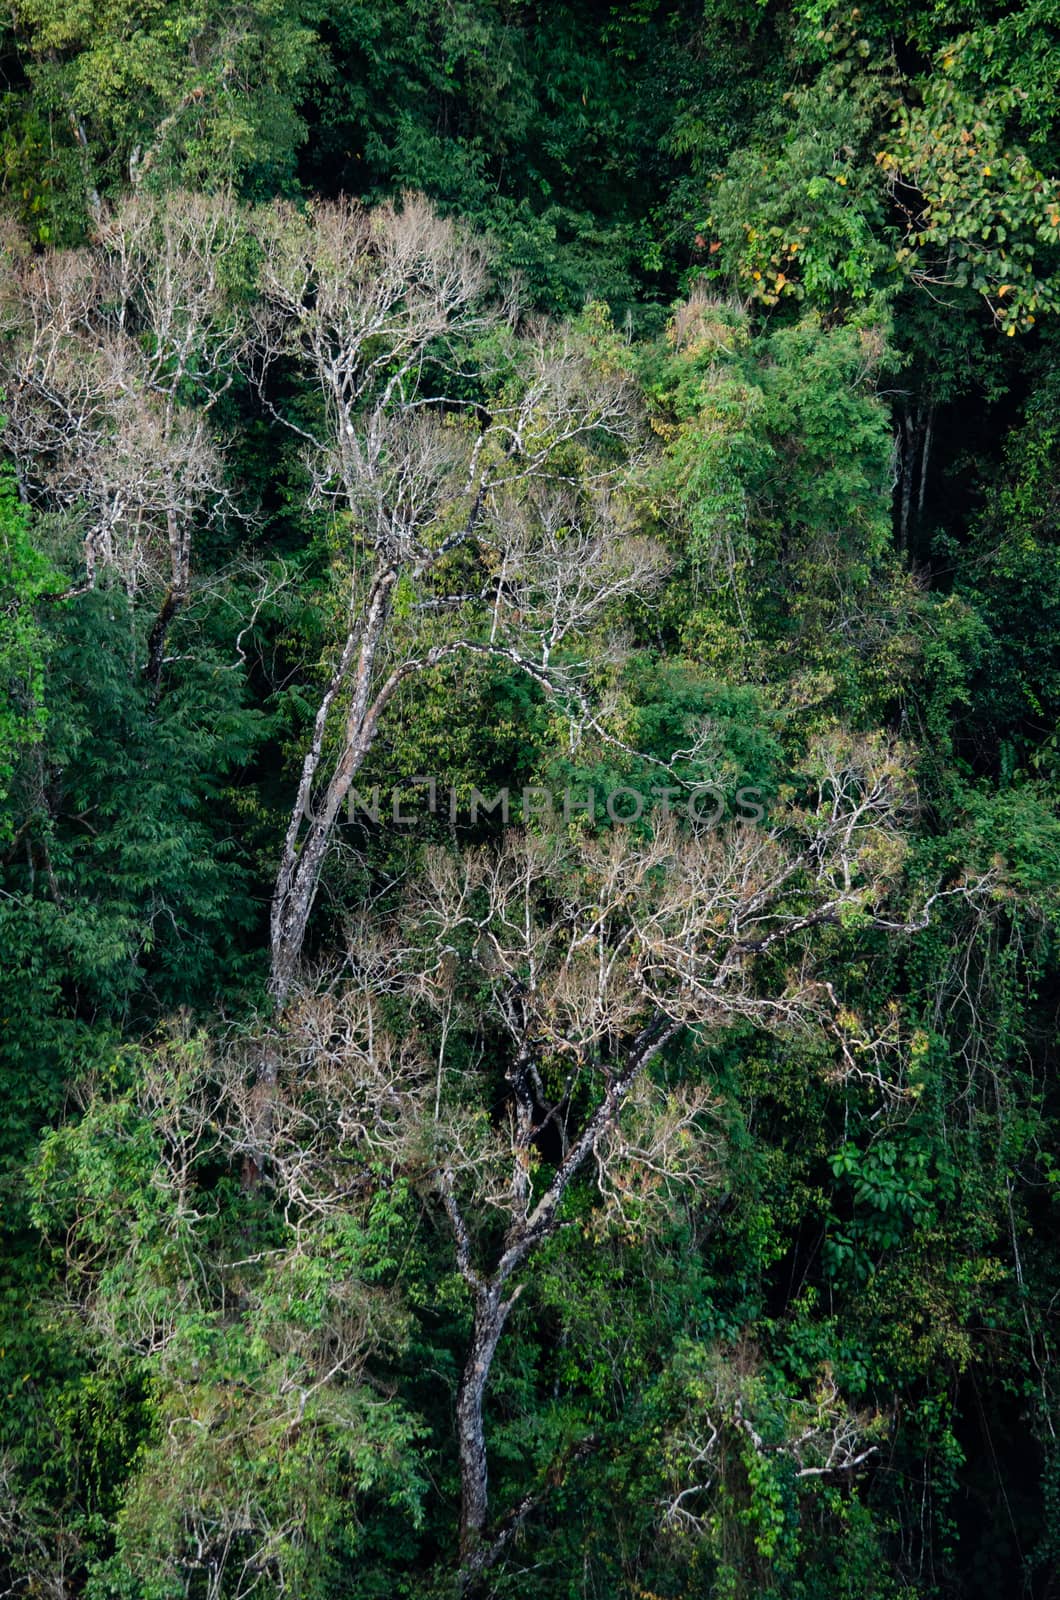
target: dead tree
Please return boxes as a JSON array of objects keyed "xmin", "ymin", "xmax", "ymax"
[
  {"xmin": 250, "ymin": 194, "xmax": 659, "ymax": 1007},
  {"xmin": 0, "ymin": 192, "xmax": 248, "ymax": 681},
  {"xmin": 217, "ymin": 734, "xmax": 992, "ymax": 1576}
]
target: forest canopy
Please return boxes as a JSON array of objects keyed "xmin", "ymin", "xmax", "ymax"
[{"xmin": 0, "ymin": 4, "xmax": 1059, "ymax": 1598}]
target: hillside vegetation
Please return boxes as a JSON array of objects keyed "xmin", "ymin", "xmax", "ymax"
[{"xmin": 1, "ymin": 4, "xmax": 1059, "ymax": 1596}]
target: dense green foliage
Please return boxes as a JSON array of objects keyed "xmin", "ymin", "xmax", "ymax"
[{"xmin": 1, "ymin": 4, "xmax": 1059, "ymax": 1598}]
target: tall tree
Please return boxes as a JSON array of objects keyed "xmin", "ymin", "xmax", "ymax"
[{"xmin": 252, "ymin": 195, "xmax": 658, "ymax": 1005}]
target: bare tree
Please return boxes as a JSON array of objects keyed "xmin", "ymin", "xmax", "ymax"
[
  {"xmin": 250, "ymin": 194, "xmax": 659, "ymax": 1006},
  {"xmin": 0, "ymin": 192, "xmax": 248, "ymax": 681},
  {"xmin": 217, "ymin": 734, "xmax": 990, "ymax": 1578}
]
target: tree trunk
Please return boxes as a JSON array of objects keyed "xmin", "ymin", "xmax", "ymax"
[
  {"xmin": 450, "ymin": 1015, "xmax": 679, "ymax": 1572},
  {"xmin": 918, "ymin": 404, "xmax": 934, "ymax": 523},
  {"xmin": 145, "ymin": 585, "xmax": 184, "ymax": 689},
  {"xmin": 268, "ymin": 567, "xmax": 397, "ymax": 1005},
  {"xmin": 457, "ymin": 1285, "xmax": 516, "ymax": 1558}
]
